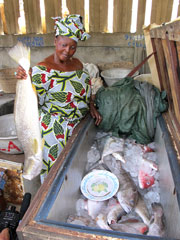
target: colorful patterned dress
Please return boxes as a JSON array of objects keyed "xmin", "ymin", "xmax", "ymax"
[{"xmin": 32, "ymin": 65, "xmax": 91, "ymax": 182}]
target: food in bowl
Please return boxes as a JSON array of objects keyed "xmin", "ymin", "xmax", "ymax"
[{"xmin": 0, "ymin": 114, "xmax": 23, "ymax": 154}]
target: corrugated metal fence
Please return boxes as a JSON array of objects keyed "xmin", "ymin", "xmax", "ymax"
[{"xmin": 0, "ymin": 0, "xmax": 179, "ymax": 35}]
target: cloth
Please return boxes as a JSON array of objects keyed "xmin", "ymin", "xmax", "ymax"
[
  {"xmin": 32, "ymin": 66, "xmax": 91, "ymax": 181},
  {"xmin": 95, "ymin": 77, "xmax": 168, "ymax": 144},
  {"xmin": 83, "ymin": 63, "xmax": 103, "ymax": 94},
  {"xmin": 134, "ymin": 80, "xmax": 168, "ymax": 139},
  {"xmin": 52, "ymin": 14, "xmax": 90, "ymax": 42}
]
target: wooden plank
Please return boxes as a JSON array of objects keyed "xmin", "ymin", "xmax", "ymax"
[
  {"xmin": 151, "ymin": 0, "xmax": 161, "ymax": 24},
  {"xmin": 151, "ymin": 0, "xmax": 173, "ymax": 25},
  {"xmin": 136, "ymin": 0, "xmax": 146, "ymax": 33},
  {"xmin": 0, "ymin": 151, "xmax": 24, "ymax": 165},
  {"xmin": 176, "ymin": 42, "xmax": 180, "ymax": 69},
  {"xmin": 178, "ymin": 2, "xmax": 180, "ymax": 17},
  {"xmin": 66, "ymin": 0, "xmax": 85, "ymax": 19},
  {"xmin": 89, "ymin": 0, "xmax": 108, "ymax": 32},
  {"xmin": 121, "ymin": 0, "xmax": 132, "ymax": 32},
  {"xmin": 162, "ymin": 39, "xmax": 180, "ymax": 121},
  {"xmin": 113, "ymin": 0, "xmax": 123, "ymax": 32},
  {"xmin": 44, "ymin": 0, "xmax": 62, "ymax": 33},
  {"xmin": 100, "ymin": 0, "xmax": 108, "ymax": 32},
  {"xmin": 4, "ymin": 0, "xmax": 19, "ymax": 34},
  {"xmin": 23, "ymin": 0, "xmax": 42, "ymax": 34},
  {"xmin": 144, "ymin": 25, "xmax": 161, "ymax": 89},
  {"xmin": 152, "ymin": 38, "xmax": 173, "ymax": 110},
  {"xmin": 113, "ymin": 0, "xmax": 132, "ymax": 32},
  {"xmin": 0, "ymin": 4, "xmax": 4, "ymax": 34},
  {"xmin": 161, "ymin": 0, "xmax": 173, "ymax": 24},
  {"xmin": 164, "ymin": 112, "xmax": 180, "ymax": 163},
  {"xmin": 89, "ymin": 0, "xmax": 100, "ymax": 32},
  {"xmin": 53, "ymin": 0, "xmax": 62, "ymax": 17},
  {"xmin": 150, "ymin": 20, "xmax": 180, "ymax": 41}
]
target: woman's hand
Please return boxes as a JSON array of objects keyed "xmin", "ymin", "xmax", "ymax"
[
  {"xmin": 0, "ymin": 228, "xmax": 10, "ymax": 240},
  {"xmin": 15, "ymin": 65, "xmax": 32, "ymax": 80},
  {"xmin": 90, "ymin": 102, "xmax": 102, "ymax": 126},
  {"xmin": 89, "ymin": 95, "xmax": 102, "ymax": 126}
]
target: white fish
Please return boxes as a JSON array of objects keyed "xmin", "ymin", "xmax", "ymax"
[
  {"xmin": 110, "ymin": 219, "xmax": 148, "ymax": 234},
  {"xmin": 108, "ymin": 161, "xmax": 138, "ymax": 213},
  {"xmin": 67, "ymin": 215, "xmax": 96, "ymax": 227},
  {"xmin": 147, "ymin": 203, "xmax": 165, "ymax": 236},
  {"xmin": 107, "ymin": 203, "xmax": 126, "ymax": 224},
  {"xmin": 96, "ymin": 213, "xmax": 112, "ymax": 230},
  {"xmin": 134, "ymin": 194, "xmax": 151, "ymax": 225},
  {"xmin": 8, "ymin": 42, "xmax": 43, "ymax": 180},
  {"xmin": 86, "ymin": 199, "xmax": 107, "ymax": 219},
  {"xmin": 101, "ymin": 137, "xmax": 125, "ymax": 163}
]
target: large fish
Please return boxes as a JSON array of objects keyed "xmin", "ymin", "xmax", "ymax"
[
  {"xmin": 107, "ymin": 202, "xmax": 126, "ymax": 224},
  {"xmin": 107, "ymin": 160, "xmax": 138, "ymax": 213},
  {"xmin": 67, "ymin": 215, "xmax": 96, "ymax": 227},
  {"xmin": 147, "ymin": 203, "xmax": 165, "ymax": 236},
  {"xmin": 8, "ymin": 42, "xmax": 43, "ymax": 180},
  {"xmin": 110, "ymin": 219, "xmax": 148, "ymax": 234},
  {"xmin": 96, "ymin": 213, "xmax": 113, "ymax": 230},
  {"xmin": 86, "ymin": 199, "xmax": 107, "ymax": 219},
  {"xmin": 134, "ymin": 193, "xmax": 151, "ymax": 225}
]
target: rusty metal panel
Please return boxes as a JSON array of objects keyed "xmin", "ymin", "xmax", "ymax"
[
  {"xmin": 23, "ymin": 0, "xmax": 42, "ymax": 34},
  {"xmin": 89, "ymin": 0, "xmax": 108, "ymax": 33},
  {"xmin": 113, "ymin": 0, "xmax": 132, "ymax": 33},
  {"xmin": 136, "ymin": 0, "xmax": 146, "ymax": 33},
  {"xmin": 44, "ymin": 0, "xmax": 62, "ymax": 33},
  {"xmin": 4, "ymin": 0, "xmax": 19, "ymax": 34},
  {"xmin": 151, "ymin": 0, "xmax": 173, "ymax": 25}
]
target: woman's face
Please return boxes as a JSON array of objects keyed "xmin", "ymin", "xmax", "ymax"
[{"xmin": 54, "ymin": 35, "xmax": 77, "ymax": 63}]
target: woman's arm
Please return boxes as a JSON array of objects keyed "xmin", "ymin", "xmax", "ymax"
[{"xmin": 89, "ymin": 94, "xmax": 102, "ymax": 126}]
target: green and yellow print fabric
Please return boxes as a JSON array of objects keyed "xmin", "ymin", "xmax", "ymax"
[{"xmin": 32, "ymin": 66, "xmax": 91, "ymax": 182}]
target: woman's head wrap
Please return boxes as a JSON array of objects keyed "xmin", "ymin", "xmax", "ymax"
[{"xmin": 52, "ymin": 14, "xmax": 90, "ymax": 42}]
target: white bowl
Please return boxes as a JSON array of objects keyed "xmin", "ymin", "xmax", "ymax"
[
  {"xmin": 0, "ymin": 114, "xmax": 23, "ymax": 154},
  {"xmin": 101, "ymin": 68, "xmax": 139, "ymax": 86},
  {"xmin": 134, "ymin": 73, "xmax": 152, "ymax": 82}
]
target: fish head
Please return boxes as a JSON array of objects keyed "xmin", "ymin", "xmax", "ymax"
[
  {"xmin": 117, "ymin": 187, "xmax": 138, "ymax": 213},
  {"xmin": 151, "ymin": 203, "xmax": 164, "ymax": 218}
]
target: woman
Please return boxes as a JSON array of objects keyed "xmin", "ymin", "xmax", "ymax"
[{"xmin": 16, "ymin": 14, "xmax": 102, "ymax": 182}]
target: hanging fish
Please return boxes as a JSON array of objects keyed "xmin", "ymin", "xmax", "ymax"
[{"xmin": 8, "ymin": 42, "xmax": 43, "ymax": 180}]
